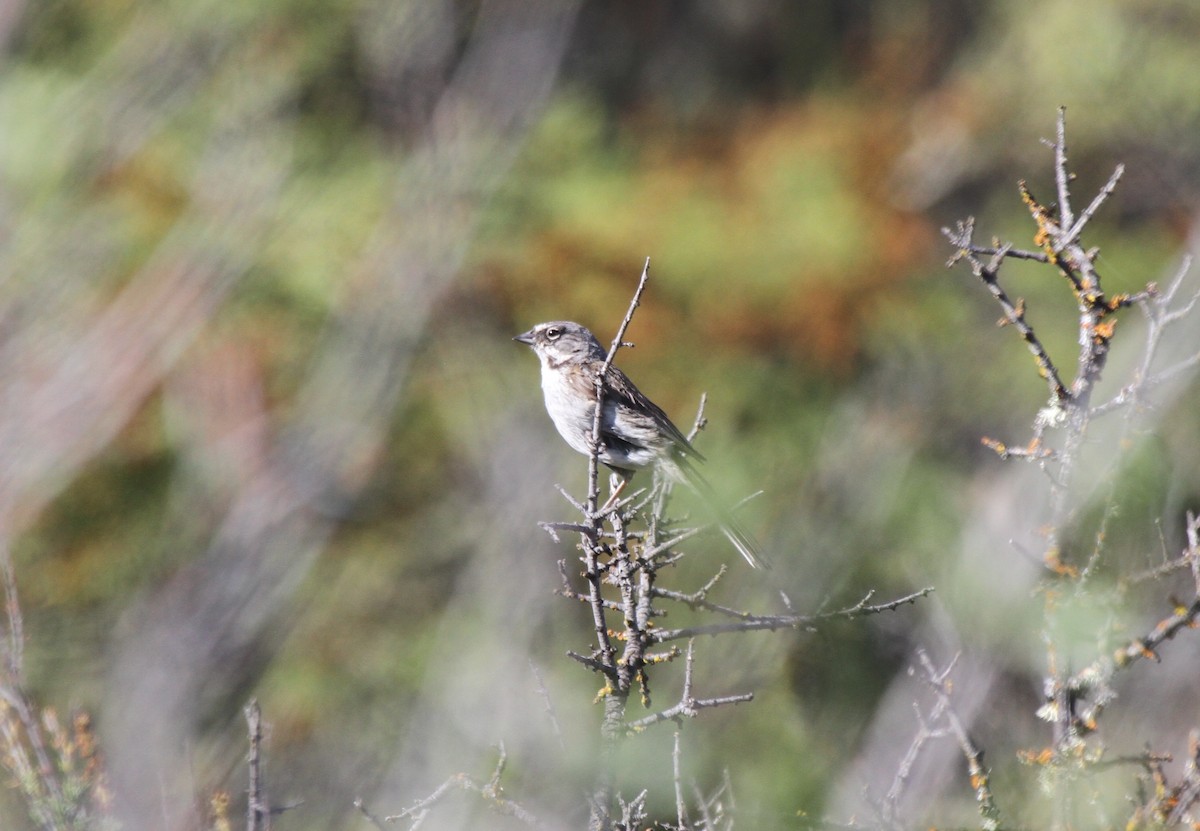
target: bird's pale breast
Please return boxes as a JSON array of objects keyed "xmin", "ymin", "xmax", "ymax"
[{"xmin": 539, "ymin": 359, "xmax": 598, "ymax": 457}]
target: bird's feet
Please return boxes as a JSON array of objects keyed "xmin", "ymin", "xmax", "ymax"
[{"xmin": 596, "ymin": 475, "xmax": 629, "ymax": 517}]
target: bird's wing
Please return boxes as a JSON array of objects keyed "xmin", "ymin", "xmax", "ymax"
[
  {"xmin": 603, "ymin": 365, "xmax": 766, "ymax": 569},
  {"xmin": 602, "ymin": 365, "xmax": 706, "ymax": 462}
]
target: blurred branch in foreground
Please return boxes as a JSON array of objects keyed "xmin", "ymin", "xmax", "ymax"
[{"xmin": 873, "ymin": 108, "xmax": 1200, "ymax": 830}]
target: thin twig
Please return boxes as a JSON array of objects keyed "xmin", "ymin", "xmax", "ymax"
[
  {"xmin": 942, "ymin": 222, "xmax": 1069, "ymax": 401},
  {"xmin": 530, "ymin": 661, "xmax": 568, "ymax": 753},
  {"xmin": 673, "ymin": 729, "xmax": 689, "ymax": 830},
  {"xmin": 352, "ymin": 798, "xmax": 387, "ymax": 830},
  {"xmin": 1070, "ymin": 596, "xmax": 1200, "ymax": 693},
  {"xmin": 617, "ymin": 790, "xmax": 648, "ymax": 829},
  {"xmin": 245, "ymin": 698, "xmax": 269, "ymax": 831},
  {"xmin": 1122, "ymin": 551, "xmax": 1196, "ymax": 585},
  {"xmin": 1057, "ymin": 163, "xmax": 1123, "ymax": 253},
  {"xmin": 1070, "ymin": 514, "xmax": 1200, "ymax": 715},
  {"xmin": 540, "ymin": 521, "xmax": 596, "ymax": 542},
  {"xmin": 625, "ymin": 691, "xmax": 756, "ymax": 732},
  {"xmin": 950, "ymin": 243, "xmax": 1051, "ymax": 263},
  {"xmin": 687, "ymin": 392, "xmax": 709, "ymax": 442},
  {"xmin": 881, "ymin": 698, "xmax": 949, "ymax": 829},
  {"xmin": 386, "ymin": 746, "xmax": 543, "ymax": 828},
  {"xmin": 1166, "ymin": 729, "xmax": 1200, "ymax": 824},
  {"xmin": 588, "ymin": 258, "xmax": 651, "ymax": 515},
  {"xmin": 567, "ymin": 650, "xmax": 614, "ymax": 676},
  {"xmin": 625, "ymin": 640, "xmax": 753, "ymax": 732},
  {"xmin": 914, "ymin": 650, "xmax": 1002, "ymax": 831},
  {"xmin": 0, "ymin": 536, "xmax": 23, "ymax": 682},
  {"xmin": 1053, "ymin": 106, "xmax": 1074, "ymax": 233},
  {"xmin": 650, "ymin": 587, "xmax": 933, "ymax": 643},
  {"xmin": 641, "ymin": 526, "xmax": 708, "ymax": 559}
]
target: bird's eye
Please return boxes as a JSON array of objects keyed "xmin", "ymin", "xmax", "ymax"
[{"xmin": 545, "ymin": 326, "xmax": 562, "ymax": 340}]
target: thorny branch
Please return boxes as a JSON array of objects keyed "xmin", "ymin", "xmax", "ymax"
[
  {"xmin": 1091, "ymin": 253, "xmax": 1200, "ymax": 418},
  {"xmin": 649, "ymin": 587, "xmax": 933, "ymax": 644},
  {"xmin": 1066, "ymin": 512, "xmax": 1200, "ymax": 733},
  {"xmin": 588, "ymin": 258, "xmax": 652, "ymax": 518},
  {"xmin": 882, "ymin": 650, "xmax": 1000, "ymax": 831},
  {"xmin": 917, "ymin": 651, "xmax": 1001, "ymax": 831},
  {"xmin": 943, "ymin": 108, "xmax": 1200, "ymax": 831},
  {"xmin": 944, "ymin": 227, "xmax": 1070, "ymax": 404},
  {"xmin": 625, "ymin": 640, "xmax": 754, "ymax": 733},
  {"xmin": 355, "ymin": 744, "xmax": 543, "ymax": 831},
  {"xmin": 943, "ymin": 109, "xmax": 1147, "ymax": 527},
  {"xmin": 575, "ymin": 259, "xmax": 658, "ymax": 831}
]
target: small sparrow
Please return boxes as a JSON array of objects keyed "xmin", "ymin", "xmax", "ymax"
[{"xmin": 514, "ymin": 321, "xmax": 766, "ymax": 568}]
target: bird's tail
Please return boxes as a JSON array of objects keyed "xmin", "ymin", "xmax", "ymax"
[{"xmin": 669, "ymin": 456, "xmax": 769, "ymax": 570}]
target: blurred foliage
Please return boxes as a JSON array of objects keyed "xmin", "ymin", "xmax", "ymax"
[{"xmin": 2, "ymin": 0, "xmax": 1200, "ymax": 828}]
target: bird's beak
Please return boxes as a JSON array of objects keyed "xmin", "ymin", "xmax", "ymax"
[{"xmin": 513, "ymin": 329, "xmax": 536, "ymax": 345}]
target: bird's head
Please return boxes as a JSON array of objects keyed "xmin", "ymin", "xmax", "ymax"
[{"xmin": 513, "ymin": 321, "xmax": 606, "ymax": 367}]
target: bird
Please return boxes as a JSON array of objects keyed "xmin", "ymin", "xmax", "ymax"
[{"xmin": 513, "ymin": 320, "xmax": 766, "ymax": 569}]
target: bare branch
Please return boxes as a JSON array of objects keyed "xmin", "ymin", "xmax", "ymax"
[
  {"xmin": 942, "ymin": 221, "xmax": 1069, "ymax": 402},
  {"xmin": 245, "ymin": 698, "xmax": 269, "ymax": 831},
  {"xmin": 687, "ymin": 392, "xmax": 709, "ymax": 442},
  {"xmin": 1069, "ymin": 597, "xmax": 1200, "ymax": 693},
  {"xmin": 385, "ymin": 745, "xmax": 543, "ymax": 829},
  {"xmin": 914, "ymin": 650, "xmax": 1002, "ymax": 831},
  {"xmin": 530, "ymin": 662, "xmax": 568, "ymax": 753},
  {"xmin": 567, "ymin": 650, "xmax": 615, "ymax": 677},
  {"xmin": 352, "ymin": 798, "xmax": 387, "ymax": 830},
  {"xmin": 1053, "ymin": 106, "xmax": 1074, "ymax": 233},
  {"xmin": 625, "ymin": 640, "xmax": 754, "ymax": 733},
  {"xmin": 0, "ymin": 539, "xmax": 23, "ymax": 683},
  {"xmin": 650, "ymin": 587, "xmax": 933, "ymax": 643},
  {"xmin": 588, "ymin": 258, "xmax": 651, "ymax": 515},
  {"xmin": 1056, "ymin": 163, "xmax": 1124, "ymax": 253},
  {"xmin": 673, "ymin": 729, "xmax": 689, "ymax": 830}
]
